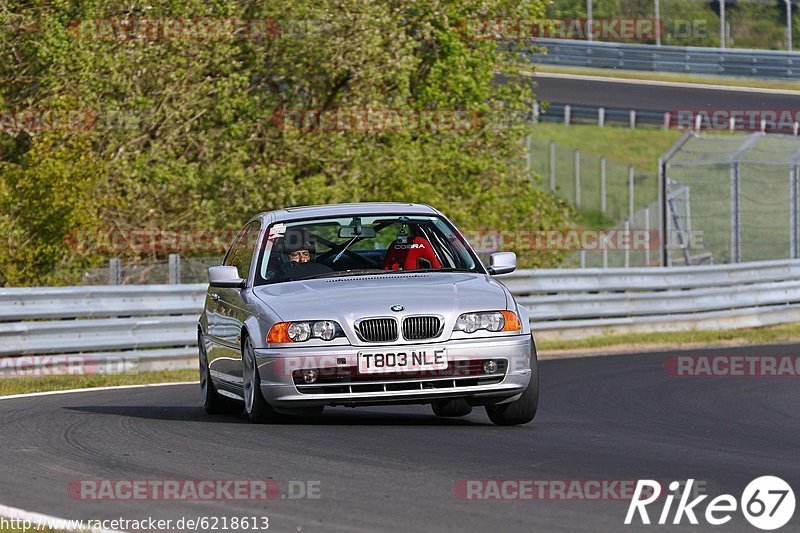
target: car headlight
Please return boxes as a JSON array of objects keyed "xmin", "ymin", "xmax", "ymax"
[
  {"xmin": 454, "ymin": 311, "xmax": 521, "ymax": 333},
  {"xmin": 268, "ymin": 320, "xmax": 342, "ymax": 343}
]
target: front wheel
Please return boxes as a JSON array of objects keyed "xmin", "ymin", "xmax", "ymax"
[
  {"xmin": 199, "ymin": 333, "xmax": 241, "ymax": 415},
  {"xmin": 485, "ymin": 343, "xmax": 539, "ymax": 426},
  {"xmin": 242, "ymin": 336, "xmax": 282, "ymax": 423}
]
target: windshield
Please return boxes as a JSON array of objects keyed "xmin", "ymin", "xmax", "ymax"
[{"xmin": 255, "ymin": 214, "xmax": 483, "ymax": 285}]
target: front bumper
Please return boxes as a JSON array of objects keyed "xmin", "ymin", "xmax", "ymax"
[{"xmin": 253, "ymin": 335, "xmax": 532, "ymax": 408}]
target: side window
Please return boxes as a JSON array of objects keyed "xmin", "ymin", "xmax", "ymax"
[{"xmin": 224, "ymin": 221, "xmax": 261, "ymax": 279}]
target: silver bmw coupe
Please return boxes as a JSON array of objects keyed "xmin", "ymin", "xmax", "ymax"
[{"xmin": 198, "ymin": 203, "xmax": 538, "ymax": 425}]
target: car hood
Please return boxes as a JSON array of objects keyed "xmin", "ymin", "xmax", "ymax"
[{"xmin": 252, "ymin": 272, "xmax": 509, "ymax": 324}]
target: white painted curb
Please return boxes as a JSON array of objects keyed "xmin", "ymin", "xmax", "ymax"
[
  {"xmin": 0, "ymin": 381, "xmax": 198, "ymax": 401},
  {"xmin": 532, "ymin": 71, "xmax": 800, "ymax": 96}
]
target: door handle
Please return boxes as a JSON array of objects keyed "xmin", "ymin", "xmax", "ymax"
[{"xmin": 210, "ymin": 293, "xmax": 221, "ymax": 301}]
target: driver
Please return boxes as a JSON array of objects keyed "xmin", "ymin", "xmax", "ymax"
[{"xmin": 282, "ymin": 231, "xmax": 332, "ymax": 279}]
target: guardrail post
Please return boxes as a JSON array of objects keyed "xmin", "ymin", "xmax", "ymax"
[
  {"xmin": 533, "ymin": 102, "xmax": 540, "ymax": 123},
  {"xmin": 598, "ymin": 107, "xmax": 605, "ymax": 127},
  {"xmin": 109, "ymin": 259, "xmax": 121, "ymax": 285},
  {"xmin": 629, "ymin": 110, "xmax": 636, "ymax": 129},
  {"xmin": 169, "ymin": 254, "xmax": 181, "ymax": 284},
  {"xmin": 574, "ymin": 149, "xmax": 581, "ymax": 208},
  {"xmin": 628, "ymin": 165, "xmax": 635, "ymax": 221},
  {"xmin": 549, "ymin": 141, "xmax": 556, "ymax": 190},
  {"xmin": 564, "ymin": 105, "xmax": 571, "ymax": 126},
  {"xmin": 663, "ymin": 112, "xmax": 670, "ymax": 129},
  {"xmin": 600, "ymin": 157, "xmax": 607, "ymax": 213},
  {"xmin": 579, "ymin": 250, "xmax": 586, "ymax": 268}
]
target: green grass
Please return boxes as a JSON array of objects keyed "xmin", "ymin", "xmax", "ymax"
[
  {"xmin": 530, "ymin": 123, "xmax": 682, "ymax": 175},
  {"xmin": 538, "ymin": 321, "xmax": 800, "ymax": 354},
  {"xmin": 0, "ymin": 369, "xmax": 197, "ymax": 396},
  {"xmin": 535, "ymin": 65, "xmax": 800, "ymax": 92}
]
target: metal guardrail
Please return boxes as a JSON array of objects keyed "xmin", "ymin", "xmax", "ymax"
[
  {"xmin": 2, "ymin": 259, "xmax": 800, "ymax": 374},
  {"xmin": 529, "ymin": 39, "xmax": 800, "ymax": 80},
  {"xmin": 539, "ymin": 103, "xmax": 668, "ymax": 128},
  {"xmin": 0, "ymin": 284, "xmax": 206, "ymax": 376}
]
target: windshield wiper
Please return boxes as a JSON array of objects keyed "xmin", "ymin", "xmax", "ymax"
[{"xmin": 300, "ymin": 269, "xmax": 390, "ymax": 280}]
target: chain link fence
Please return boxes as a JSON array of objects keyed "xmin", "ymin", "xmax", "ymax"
[
  {"xmin": 663, "ymin": 132, "xmax": 800, "ymax": 265},
  {"xmin": 527, "ymin": 134, "xmax": 661, "ymax": 267},
  {"xmin": 77, "ymin": 255, "xmax": 223, "ymax": 285}
]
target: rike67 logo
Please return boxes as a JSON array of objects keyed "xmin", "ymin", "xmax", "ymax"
[{"xmin": 625, "ymin": 477, "xmax": 795, "ymax": 530}]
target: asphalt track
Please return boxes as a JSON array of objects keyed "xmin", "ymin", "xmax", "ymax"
[
  {"xmin": 532, "ymin": 75, "xmax": 800, "ymax": 112},
  {"xmin": 1, "ymin": 343, "xmax": 799, "ymax": 532}
]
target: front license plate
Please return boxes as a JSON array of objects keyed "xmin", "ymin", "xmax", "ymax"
[{"xmin": 358, "ymin": 348, "xmax": 447, "ymax": 374}]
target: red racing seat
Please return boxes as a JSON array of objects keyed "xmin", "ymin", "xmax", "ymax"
[{"xmin": 383, "ymin": 236, "xmax": 442, "ymax": 270}]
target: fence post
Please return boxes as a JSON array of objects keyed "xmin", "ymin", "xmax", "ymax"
[
  {"xmin": 624, "ymin": 219, "xmax": 631, "ymax": 268},
  {"xmin": 792, "ymin": 165, "xmax": 799, "ymax": 258},
  {"xmin": 109, "ymin": 259, "xmax": 121, "ymax": 285},
  {"xmin": 579, "ymin": 250, "xmax": 586, "ymax": 268},
  {"xmin": 644, "ymin": 205, "xmax": 651, "ymax": 267},
  {"xmin": 169, "ymin": 254, "xmax": 181, "ymax": 284},
  {"xmin": 525, "ymin": 134, "xmax": 532, "ymax": 177},
  {"xmin": 628, "ymin": 165, "xmax": 635, "ymax": 221},
  {"xmin": 598, "ymin": 107, "xmax": 605, "ymax": 127},
  {"xmin": 658, "ymin": 157, "xmax": 667, "ymax": 267},
  {"xmin": 730, "ymin": 162, "xmax": 741, "ymax": 262},
  {"xmin": 574, "ymin": 149, "xmax": 581, "ymax": 208},
  {"xmin": 600, "ymin": 157, "xmax": 607, "ymax": 214},
  {"xmin": 564, "ymin": 105, "xmax": 571, "ymax": 126},
  {"xmin": 549, "ymin": 141, "xmax": 556, "ymax": 191}
]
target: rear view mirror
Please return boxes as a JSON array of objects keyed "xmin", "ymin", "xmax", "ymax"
[
  {"xmin": 339, "ymin": 226, "xmax": 377, "ymax": 239},
  {"xmin": 488, "ymin": 252, "xmax": 516, "ymax": 275},
  {"xmin": 208, "ymin": 265, "xmax": 245, "ymax": 288}
]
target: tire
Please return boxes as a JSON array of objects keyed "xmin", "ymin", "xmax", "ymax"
[
  {"xmin": 242, "ymin": 335, "xmax": 283, "ymax": 423},
  {"xmin": 432, "ymin": 399, "xmax": 473, "ymax": 417},
  {"xmin": 199, "ymin": 332, "xmax": 241, "ymax": 415},
  {"xmin": 485, "ymin": 340, "xmax": 539, "ymax": 426}
]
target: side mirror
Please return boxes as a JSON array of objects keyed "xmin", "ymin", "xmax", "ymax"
[
  {"xmin": 488, "ymin": 252, "xmax": 516, "ymax": 275},
  {"xmin": 208, "ymin": 265, "xmax": 245, "ymax": 288}
]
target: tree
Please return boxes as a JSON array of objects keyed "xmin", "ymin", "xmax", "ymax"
[{"xmin": 0, "ymin": 0, "xmax": 572, "ymax": 285}]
